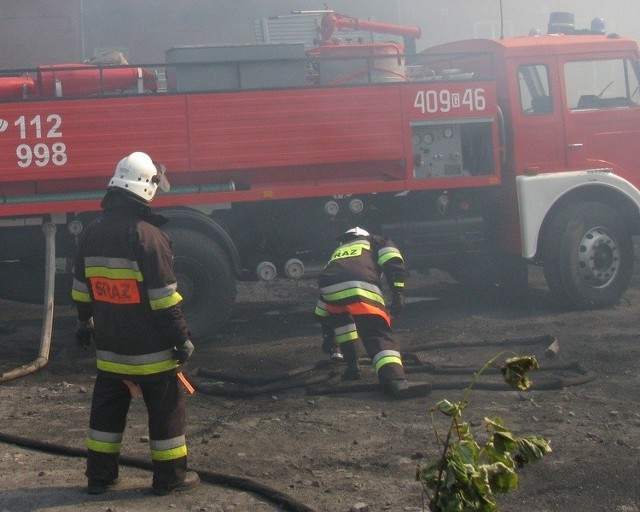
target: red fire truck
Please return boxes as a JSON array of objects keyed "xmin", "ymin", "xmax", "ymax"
[{"xmin": 1, "ymin": 11, "xmax": 639, "ymax": 340}]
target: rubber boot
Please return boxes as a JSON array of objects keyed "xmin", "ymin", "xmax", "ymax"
[
  {"xmin": 321, "ymin": 334, "xmax": 343, "ymax": 362},
  {"xmin": 329, "ymin": 346, "xmax": 344, "ymax": 362},
  {"xmin": 376, "ymin": 361, "xmax": 430, "ymax": 399},
  {"xmin": 384, "ymin": 379, "xmax": 432, "ymax": 399},
  {"xmin": 340, "ymin": 342, "xmax": 360, "ymax": 381},
  {"xmin": 87, "ymin": 477, "xmax": 120, "ymax": 495},
  {"xmin": 152, "ymin": 471, "xmax": 200, "ymax": 496},
  {"xmin": 341, "ymin": 364, "xmax": 361, "ymax": 381}
]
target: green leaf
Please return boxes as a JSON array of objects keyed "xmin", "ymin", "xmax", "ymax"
[
  {"xmin": 484, "ymin": 441, "xmax": 515, "ymax": 467},
  {"xmin": 455, "ymin": 421, "xmax": 473, "ymax": 441},
  {"xmin": 500, "ymin": 356, "xmax": 539, "ymax": 390},
  {"xmin": 485, "ymin": 416, "xmax": 506, "ymax": 429},
  {"xmin": 437, "ymin": 399, "xmax": 464, "ymax": 417},
  {"xmin": 471, "ymin": 466, "xmax": 493, "ymax": 497},
  {"xmin": 494, "ymin": 431, "xmax": 518, "ymax": 454},
  {"xmin": 485, "ymin": 417, "xmax": 517, "ymax": 454},
  {"xmin": 451, "ymin": 441, "xmax": 481, "ymax": 465},
  {"xmin": 514, "ymin": 436, "xmax": 552, "ymax": 466},
  {"xmin": 485, "ymin": 461, "xmax": 519, "ymax": 494},
  {"xmin": 416, "ymin": 459, "xmax": 443, "ymax": 487}
]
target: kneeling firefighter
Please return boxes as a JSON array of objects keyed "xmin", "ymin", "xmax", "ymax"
[
  {"xmin": 71, "ymin": 152, "xmax": 199, "ymax": 495},
  {"xmin": 314, "ymin": 227, "xmax": 428, "ymax": 398}
]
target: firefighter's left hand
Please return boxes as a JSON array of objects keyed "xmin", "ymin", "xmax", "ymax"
[
  {"xmin": 75, "ymin": 319, "xmax": 95, "ymax": 349},
  {"xmin": 174, "ymin": 339, "xmax": 195, "ymax": 364},
  {"xmin": 389, "ymin": 290, "xmax": 404, "ymax": 317}
]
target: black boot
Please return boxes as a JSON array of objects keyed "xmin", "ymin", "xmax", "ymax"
[
  {"xmin": 340, "ymin": 341, "xmax": 360, "ymax": 381},
  {"xmin": 87, "ymin": 477, "xmax": 119, "ymax": 495},
  {"xmin": 341, "ymin": 364, "xmax": 361, "ymax": 381},
  {"xmin": 152, "ymin": 471, "xmax": 200, "ymax": 496},
  {"xmin": 321, "ymin": 335, "xmax": 343, "ymax": 362},
  {"xmin": 384, "ymin": 379, "xmax": 432, "ymax": 399}
]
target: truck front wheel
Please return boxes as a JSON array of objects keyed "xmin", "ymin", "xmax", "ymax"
[
  {"xmin": 164, "ymin": 228, "xmax": 237, "ymax": 342},
  {"xmin": 542, "ymin": 202, "xmax": 633, "ymax": 309}
]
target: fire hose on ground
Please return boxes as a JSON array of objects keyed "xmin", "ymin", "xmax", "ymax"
[
  {"xmin": 190, "ymin": 334, "xmax": 595, "ymax": 398},
  {"xmin": 0, "ymin": 431, "xmax": 316, "ymax": 512}
]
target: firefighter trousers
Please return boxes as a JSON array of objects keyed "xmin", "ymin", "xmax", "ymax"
[
  {"xmin": 86, "ymin": 373, "xmax": 188, "ymax": 489},
  {"xmin": 327, "ymin": 312, "xmax": 406, "ymax": 384}
]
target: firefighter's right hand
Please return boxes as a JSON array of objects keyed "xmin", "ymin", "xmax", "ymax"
[
  {"xmin": 389, "ymin": 289, "xmax": 405, "ymax": 317},
  {"xmin": 174, "ymin": 339, "xmax": 194, "ymax": 364},
  {"xmin": 75, "ymin": 319, "xmax": 95, "ymax": 349}
]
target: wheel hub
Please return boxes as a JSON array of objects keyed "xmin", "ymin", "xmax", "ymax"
[{"xmin": 578, "ymin": 227, "xmax": 619, "ymax": 288}]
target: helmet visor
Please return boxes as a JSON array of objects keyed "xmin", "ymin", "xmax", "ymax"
[{"xmin": 152, "ymin": 161, "xmax": 170, "ymax": 192}]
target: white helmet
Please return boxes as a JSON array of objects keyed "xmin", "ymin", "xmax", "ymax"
[
  {"xmin": 108, "ymin": 151, "xmax": 170, "ymax": 203},
  {"xmin": 336, "ymin": 227, "xmax": 370, "ymax": 242}
]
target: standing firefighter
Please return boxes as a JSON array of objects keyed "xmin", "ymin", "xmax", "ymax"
[
  {"xmin": 315, "ymin": 227, "xmax": 426, "ymax": 398},
  {"xmin": 71, "ymin": 152, "xmax": 199, "ymax": 495}
]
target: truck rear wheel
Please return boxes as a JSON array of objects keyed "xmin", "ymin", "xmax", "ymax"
[
  {"xmin": 164, "ymin": 228, "xmax": 237, "ymax": 341},
  {"xmin": 542, "ymin": 202, "xmax": 633, "ymax": 309}
]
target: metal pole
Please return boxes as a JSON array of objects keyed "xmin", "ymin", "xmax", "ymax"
[{"xmin": 79, "ymin": 0, "xmax": 86, "ymax": 61}]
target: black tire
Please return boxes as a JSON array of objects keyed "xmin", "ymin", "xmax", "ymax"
[
  {"xmin": 542, "ymin": 202, "xmax": 633, "ymax": 309},
  {"xmin": 164, "ymin": 228, "xmax": 237, "ymax": 342}
]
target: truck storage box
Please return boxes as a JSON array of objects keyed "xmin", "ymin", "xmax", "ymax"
[{"xmin": 165, "ymin": 43, "xmax": 307, "ymax": 91}]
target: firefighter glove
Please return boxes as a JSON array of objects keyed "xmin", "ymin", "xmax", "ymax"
[
  {"xmin": 174, "ymin": 339, "xmax": 195, "ymax": 364},
  {"xmin": 75, "ymin": 318, "xmax": 95, "ymax": 349},
  {"xmin": 389, "ymin": 289, "xmax": 405, "ymax": 317}
]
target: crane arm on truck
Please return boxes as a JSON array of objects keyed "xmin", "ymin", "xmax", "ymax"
[
  {"xmin": 291, "ymin": 6, "xmax": 422, "ymax": 44},
  {"xmin": 317, "ymin": 11, "xmax": 422, "ymax": 44}
]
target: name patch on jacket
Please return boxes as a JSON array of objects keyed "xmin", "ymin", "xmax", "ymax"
[
  {"xmin": 330, "ymin": 245, "xmax": 365, "ymax": 261},
  {"xmin": 90, "ymin": 277, "xmax": 141, "ymax": 304}
]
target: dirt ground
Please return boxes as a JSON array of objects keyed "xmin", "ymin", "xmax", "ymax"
[{"xmin": 0, "ymin": 266, "xmax": 638, "ymax": 512}]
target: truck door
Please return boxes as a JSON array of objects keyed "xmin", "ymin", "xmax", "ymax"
[
  {"xmin": 513, "ymin": 62, "xmax": 566, "ymax": 173},
  {"xmin": 561, "ymin": 56, "xmax": 640, "ymax": 177}
]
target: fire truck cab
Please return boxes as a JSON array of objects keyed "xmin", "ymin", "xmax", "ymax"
[
  {"xmin": 401, "ymin": 29, "xmax": 640, "ymax": 312},
  {"xmin": 494, "ymin": 33, "xmax": 640, "ymax": 309}
]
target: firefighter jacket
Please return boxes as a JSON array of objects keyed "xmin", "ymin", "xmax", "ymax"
[
  {"xmin": 315, "ymin": 234, "xmax": 406, "ymax": 325},
  {"xmin": 71, "ymin": 192, "xmax": 189, "ymax": 380}
]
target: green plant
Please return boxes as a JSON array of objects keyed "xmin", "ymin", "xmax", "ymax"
[{"xmin": 416, "ymin": 354, "xmax": 552, "ymax": 512}]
